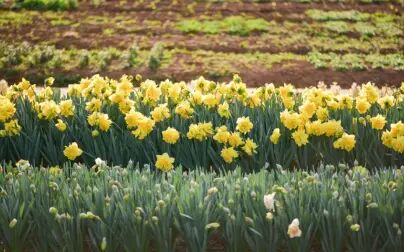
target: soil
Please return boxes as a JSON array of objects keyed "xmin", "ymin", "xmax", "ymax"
[
  {"xmin": 0, "ymin": 0, "xmax": 403, "ymax": 87},
  {"xmin": 3, "ymin": 59, "xmax": 402, "ymax": 88}
]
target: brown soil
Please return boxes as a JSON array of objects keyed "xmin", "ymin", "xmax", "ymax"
[
  {"xmin": 0, "ymin": 0, "xmax": 403, "ymax": 87},
  {"xmin": 3, "ymin": 60, "xmax": 402, "ymax": 88}
]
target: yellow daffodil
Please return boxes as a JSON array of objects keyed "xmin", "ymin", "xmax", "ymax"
[
  {"xmin": 162, "ymin": 127, "xmax": 180, "ymax": 144},
  {"xmin": 369, "ymin": 114, "xmax": 386, "ymax": 130},
  {"xmin": 64, "ymin": 142, "xmax": 83, "ymax": 161},
  {"xmin": 55, "ymin": 119, "xmax": 67, "ymax": 132},
  {"xmin": 292, "ymin": 129, "xmax": 309, "ymax": 147},
  {"xmin": 155, "ymin": 153, "xmax": 174, "ymax": 172},
  {"xmin": 221, "ymin": 147, "xmax": 238, "ymax": 163},
  {"xmin": 333, "ymin": 133, "xmax": 356, "ymax": 151},
  {"xmin": 270, "ymin": 128, "xmax": 281, "ymax": 144},
  {"xmin": 236, "ymin": 116, "xmax": 253, "ymax": 134}
]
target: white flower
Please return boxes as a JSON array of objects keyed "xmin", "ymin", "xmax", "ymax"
[
  {"xmin": 95, "ymin": 158, "xmax": 106, "ymax": 166},
  {"xmin": 288, "ymin": 218, "xmax": 302, "ymax": 238},
  {"xmin": 263, "ymin": 192, "xmax": 276, "ymax": 211}
]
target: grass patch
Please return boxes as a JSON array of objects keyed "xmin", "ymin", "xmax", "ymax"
[{"xmin": 176, "ymin": 16, "xmax": 270, "ymax": 36}]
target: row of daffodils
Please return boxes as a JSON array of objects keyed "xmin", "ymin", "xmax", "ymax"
[
  {"xmin": 0, "ymin": 161, "xmax": 402, "ymax": 252},
  {"xmin": 0, "ymin": 75, "xmax": 403, "ymax": 170}
]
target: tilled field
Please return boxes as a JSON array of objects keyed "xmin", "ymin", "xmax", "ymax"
[{"xmin": 0, "ymin": 0, "xmax": 403, "ymax": 87}]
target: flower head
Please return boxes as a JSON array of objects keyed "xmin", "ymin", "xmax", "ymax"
[
  {"xmin": 333, "ymin": 133, "xmax": 356, "ymax": 152},
  {"xmin": 64, "ymin": 142, "xmax": 83, "ymax": 161},
  {"xmin": 288, "ymin": 218, "xmax": 302, "ymax": 238},
  {"xmin": 369, "ymin": 114, "xmax": 386, "ymax": 130},
  {"xmin": 155, "ymin": 153, "xmax": 175, "ymax": 172},
  {"xmin": 263, "ymin": 193, "xmax": 276, "ymax": 211},
  {"xmin": 162, "ymin": 127, "xmax": 180, "ymax": 144},
  {"xmin": 236, "ymin": 116, "xmax": 253, "ymax": 134},
  {"xmin": 221, "ymin": 147, "xmax": 238, "ymax": 163},
  {"xmin": 292, "ymin": 129, "xmax": 309, "ymax": 147},
  {"xmin": 270, "ymin": 128, "xmax": 281, "ymax": 144},
  {"xmin": 242, "ymin": 138, "xmax": 257, "ymax": 156},
  {"xmin": 55, "ymin": 119, "xmax": 67, "ymax": 132}
]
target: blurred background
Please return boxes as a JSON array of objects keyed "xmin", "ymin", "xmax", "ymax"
[{"xmin": 0, "ymin": 0, "xmax": 402, "ymax": 87}]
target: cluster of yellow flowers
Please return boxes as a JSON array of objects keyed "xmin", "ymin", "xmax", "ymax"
[
  {"xmin": 382, "ymin": 121, "xmax": 404, "ymax": 153},
  {"xmin": 0, "ymin": 96, "xmax": 20, "ymax": 137},
  {"xmin": 276, "ymin": 82, "xmax": 404, "ymax": 152},
  {"xmin": 213, "ymin": 117, "xmax": 257, "ymax": 163},
  {"xmin": 1, "ymin": 74, "xmax": 403, "ymax": 168}
]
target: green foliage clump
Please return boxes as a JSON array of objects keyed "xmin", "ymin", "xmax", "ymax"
[
  {"xmin": 308, "ymin": 51, "xmax": 404, "ymax": 71},
  {"xmin": 148, "ymin": 42, "xmax": 164, "ymax": 71},
  {"xmin": 13, "ymin": 0, "xmax": 78, "ymax": 11},
  {"xmin": 306, "ymin": 10, "xmax": 371, "ymax": 21},
  {"xmin": 177, "ymin": 16, "xmax": 269, "ymax": 36},
  {"xmin": 124, "ymin": 43, "xmax": 139, "ymax": 68},
  {"xmin": 0, "ymin": 163, "xmax": 403, "ymax": 252}
]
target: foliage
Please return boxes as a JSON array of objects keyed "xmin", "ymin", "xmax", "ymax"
[
  {"xmin": 176, "ymin": 16, "xmax": 269, "ymax": 36},
  {"xmin": 0, "ymin": 75, "xmax": 403, "ymax": 171},
  {"xmin": 148, "ymin": 43, "xmax": 164, "ymax": 71},
  {"xmin": 13, "ymin": 0, "xmax": 78, "ymax": 10},
  {"xmin": 0, "ymin": 162, "xmax": 403, "ymax": 252},
  {"xmin": 308, "ymin": 51, "xmax": 404, "ymax": 71}
]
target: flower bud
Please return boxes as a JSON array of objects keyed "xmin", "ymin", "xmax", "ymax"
[
  {"xmin": 92, "ymin": 130, "xmax": 100, "ymax": 137},
  {"xmin": 366, "ymin": 202, "xmax": 378, "ymax": 209},
  {"xmin": 346, "ymin": 215, "xmax": 353, "ymax": 223},
  {"xmin": 9, "ymin": 218, "xmax": 17, "ymax": 229},
  {"xmin": 208, "ymin": 187, "xmax": 218, "ymax": 195},
  {"xmin": 100, "ymin": 237, "xmax": 107, "ymax": 251},
  {"xmin": 205, "ymin": 222, "xmax": 220, "ymax": 230},
  {"xmin": 245, "ymin": 217, "xmax": 254, "ymax": 225},
  {"xmin": 49, "ymin": 207, "xmax": 58, "ymax": 216},
  {"xmin": 350, "ymin": 224, "xmax": 360, "ymax": 232},
  {"xmin": 266, "ymin": 212, "xmax": 274, "ymax": 221}
]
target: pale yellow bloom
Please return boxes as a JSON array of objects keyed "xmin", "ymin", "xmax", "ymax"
[
  {"xmin": 55, "ymin": 119, "xmax": 67, "ymax": 132},
  {"xmin": 270, "ymin": 128, "xmax": 281, "ymax": 144},
  {"xmin": 64, "ymin": 142, "xmax": 83, "ymax": 161},
  {"xmin": 162, "ymin": 127, "xmax": 180, "ymax": 144},
  {"xmin": 155, "ymin": 153, "xmax": 174, "ymax": 172},
  {"xmin": 221, "ymin": 147, "xmax": 238, "ymax": 163},
  {"xmin": 369, "ymin": 115, "xmax": 386, "ymax": 130},
  {"xmin": 236, "ymin": 116, "xmax": 253, "ymax": 134}
]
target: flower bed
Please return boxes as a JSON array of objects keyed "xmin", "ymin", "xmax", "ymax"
[
  {"xmin": 0, "ymin": 162, "xmax": 403, "ymax": 252},
  {"xmin": 0, "ymin": 75, "xmax": 403, "ymax": 171}
]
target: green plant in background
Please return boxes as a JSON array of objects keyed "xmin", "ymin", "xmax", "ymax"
[
  {"xmin": 13, "ymin": 0, "xmax": 78, "ymax": 10},
  {"xmin": 148, "ymin": 42, "xmax": 164, "ymax": 71},
  {"xmin": 0, "ymin": 162, "xmax": 403, "ymax": 251},
  {"xmin": 124, "ymin": 43, "xmax": 139, "ymax": 68},
  {"xmin": 176, "ymin": 16, "xmax": 269, "ymax": 36},
  {"xmin": 78, "ymin": 50, "xmax": 90, "ymax": 68}
]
